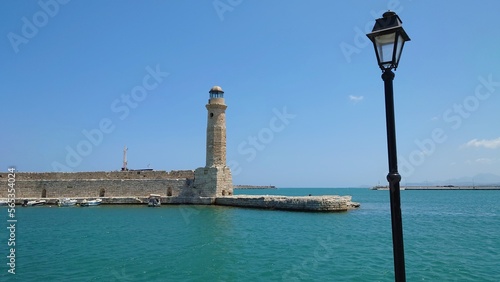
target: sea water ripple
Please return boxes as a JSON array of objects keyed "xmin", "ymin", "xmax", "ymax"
[{"xmin": 0, "ymin": 188, "xmax": 499, "ymax": 281}]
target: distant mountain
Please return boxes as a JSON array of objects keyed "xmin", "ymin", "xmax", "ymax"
[{"xmin": 408, "ymin": 173, "xmax": 500, "ymax": 186}]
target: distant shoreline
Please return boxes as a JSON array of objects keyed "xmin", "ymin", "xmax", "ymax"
[
  {"xmin": 234, "ymin": 185, "xmax": 276, "ymax": 189},
  {"xmin": 372, "ymin": 185, "xmax": 500, "ymax": 190}
]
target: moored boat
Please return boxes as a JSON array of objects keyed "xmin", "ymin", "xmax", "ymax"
[
  {"xmin": 148, "ymin": 194, "xmax": 161, "ymax": 207},
  {"xmin": 22, "ymin": 200, "xmax": 47, "ymax": 207},
  {"xmin": 371, "ymin": 185, "xmax": 405, "ymax": 190},
  {"xmin": 80, "ymin": 198, "xmax": 102, "ymax": 207},
  {"xmin": 58, "ymin": 198, "xmax": 77, "ymax": 207},
  {"xmin": 371, "ymin": 185, "xmax": 389, "ymax": 190}
]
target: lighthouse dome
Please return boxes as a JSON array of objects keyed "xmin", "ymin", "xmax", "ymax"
[{"xmin": 209, "ymin": 86, "xmax": 224, "ymax": 93}]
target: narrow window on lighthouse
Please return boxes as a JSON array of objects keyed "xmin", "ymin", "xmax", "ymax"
[{"xmin": 210, "ymin": 113, "xmax": 214, "ymax": 118}]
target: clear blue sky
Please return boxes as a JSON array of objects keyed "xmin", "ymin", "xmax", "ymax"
[{"xmin": 2, "ymin": 1, "xmax": 500, "ymax": 187}]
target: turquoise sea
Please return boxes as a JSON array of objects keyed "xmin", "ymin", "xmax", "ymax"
[{"xmin": 1, "ymin": 188, "xmax": 499, "ymax": 281}]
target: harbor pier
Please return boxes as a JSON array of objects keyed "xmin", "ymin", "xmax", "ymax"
[{"xmin": 8, "ymin": 194, "xmax": 359, "ymax": 212}]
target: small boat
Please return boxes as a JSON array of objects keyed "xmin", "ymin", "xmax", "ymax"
[
  {"xmin": 58, "ymin": 198, "xmax": 77, "ymax": 207},
  {"xmin": 147, "ymin": 194, "xmax": 161, "ymax": 207},
  {"xmin": 371, "ymin": 185, "xmax": 389, "ymax": 190},
  {"xmin": 22, "ymin": 200, "xmax": 47, "ymax": 207},
  {"xmin": 0, "ymin": 200, "xmax": 8, "ymax": 206},
  {"xmin": 371, "ymin": 185, "xmax": 405, "ymax": 190},
  {"xmin": 80, "ymin": 199, "xmax": 102, "ymax": 207}
]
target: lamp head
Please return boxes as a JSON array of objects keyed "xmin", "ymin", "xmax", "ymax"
[{"xmin": 366, "ymin": 11, "xmax": 410, "ymax": 70}]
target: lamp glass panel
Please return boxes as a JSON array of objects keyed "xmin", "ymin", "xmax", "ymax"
[
  {"xmin": 375, "ymin": 33, "xmax": 396, "ymax": 68},
  {"xmin": 394, "ymin": 34, "xmax": 405, "ymax": 66}
]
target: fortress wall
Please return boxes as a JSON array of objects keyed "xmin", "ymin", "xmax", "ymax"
[
  {"xmin": 2, "ymin": 170, "xmax": 195, "ymax": 181},
  {"xmin": 0, "ymin": 172, "xmax": 194, "ymax": 198}
]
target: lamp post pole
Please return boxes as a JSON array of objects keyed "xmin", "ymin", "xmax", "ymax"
[
  {"xmin": 382, "ymin": 68, "xmax": 406, "ymax": 282},
  {"xmin": 366, "ymin": 10, "xmax": 410, "ymax": 281}
]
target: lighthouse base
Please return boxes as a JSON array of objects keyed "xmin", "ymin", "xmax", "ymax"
[{"xmin": 193, "ymin": 166, "xmax": 233, "ymax": 197}]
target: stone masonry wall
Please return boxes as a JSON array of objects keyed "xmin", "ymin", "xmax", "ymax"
[
  {"xmin": 193, "ymin": 166, "xmax": 233, "ymax": 197},
  {"xmin": 215, "ymin": 195, "xmax": 349, "ymax": 212},
  {"xmin": 6, "ymin": 170, "xmax": 194, "ymax": 181},
  {"xmin": 0, "ymin": 171, "xmax": 194, "ymax": 198}
]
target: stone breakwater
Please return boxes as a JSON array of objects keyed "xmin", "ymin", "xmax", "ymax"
[
  {"xmin": 1, "ymin": 171, "xmax": 360, "ymax": 212},
  {"xmin": 233, "ymin": 185, "xmax": 277, "ymax": 189},
  {"xmin": 215, "ymin": 195, "xmax": 360, "ymax": 212},
  {"xmin": 8, "ymin": 195, "xmax": 360, "ymax": 212},
  {"xmin": 403, "ymin": 185, "xmax": 500, "ymax": 190}
]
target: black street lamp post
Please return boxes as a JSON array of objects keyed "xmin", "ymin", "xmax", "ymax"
[{"xmin": 366, "ymin": 11, "xmax": 410, "ymax": 282}]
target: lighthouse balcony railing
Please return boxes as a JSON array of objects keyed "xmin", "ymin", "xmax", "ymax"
[{"xmin": 209, "ymin": 92, "xmax": 224, "ymax": 98}]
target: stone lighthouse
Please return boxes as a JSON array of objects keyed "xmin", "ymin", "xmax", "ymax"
[{"xmin": 193, "ymin": 86, "xmax": 233, "ymax": 197}]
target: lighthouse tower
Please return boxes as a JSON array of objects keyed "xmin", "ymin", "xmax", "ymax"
[
  {"xmin": 205, "ymin": 86, "xmax": 227, "ymax": 167},
  {"xmin": 194, "ymin": 86, "xmax": 233, "ymax": 197}
]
